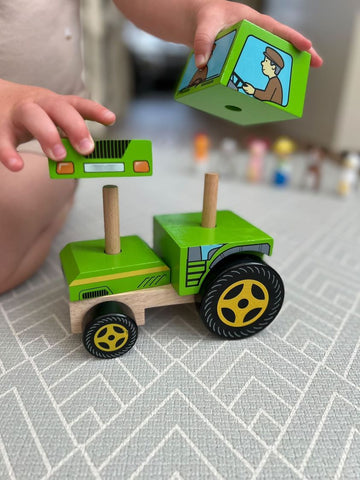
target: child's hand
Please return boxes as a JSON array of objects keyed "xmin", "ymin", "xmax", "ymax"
[
  {"xmin": 0, "ymin": 80, "xmax": 116, "ymax": 172},
  {"xmin": 193, "ymin": 1, "xmax": 322, "ymax": 68}
]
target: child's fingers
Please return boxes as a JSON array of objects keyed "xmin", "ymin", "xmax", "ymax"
[
  {"xmin": 308, "ymin": 46, "xmax": 323, "ymax": 68},
  {"xmin": 47, "ymin": 96, "xmax": 117, "ymax": 156},
  {"xmin": 193, "ymin": 4, "xmax": 322, "ymax": 68},
  {"xmin": 257, "ymin": 14, "xmax": 322, "ymax": 67},
  {"xmin": 0, "ymin": 136, "xmax": 24, "ymax": 172},
  {"xmin": 193, "ymin": 17, "xmax": 223, "ymax": 67},
  {"xmin": 14, "ymin": 102, "xmax": 66, "ymax": 161},
  {"xmin": 43, "ymin": 97, "xmax": 116, "ymax": 156},
  {"xmin": 67, "ymin": 97, "xmax": 116, "ymax": 126},
  {"xmin": 39, "ymin": 99, "xmax": 95, "ymax": 156},
  {"xmin": 257, "ymin": 14, "xmax": 312, "ymax": 52},
  {"xmin": 36, "ymin": 96, "xmax": 116, "ymax": 156}
]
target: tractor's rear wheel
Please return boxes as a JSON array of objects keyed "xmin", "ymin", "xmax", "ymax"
[
  {"xmin": 83, "ymin": 301, "xmax": 138, "ymax": 359},
  {"xmin": 200, "ymin": 258, "xmax": 284, "ymax": 339}
]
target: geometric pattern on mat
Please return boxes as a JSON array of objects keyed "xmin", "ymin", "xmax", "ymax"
[{"xmin": 1, "ymin": 156, "xmax": 359, "ymax": 479}]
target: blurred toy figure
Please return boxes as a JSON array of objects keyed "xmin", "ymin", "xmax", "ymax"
[
  {"xmin": 247, "ymin": 138, "xmax": 268, "ymax": 182},
  {"xmin": 337, "ymin": 152, "xmax": 360, "ymax": 197},
  {"xmin": 272, "ymin": 136, "xmax": 296, "ymax": 186},
  {"xmin": 193, "ymin": 132, "xmax": 210, "ymax": 171},
  {"xmin": 303, "ymin": 146, "xmax": 326, "ymax": 191},
  {"xmin": 219, "ymin": 137, "xmax": 238, "ymax": 176}
]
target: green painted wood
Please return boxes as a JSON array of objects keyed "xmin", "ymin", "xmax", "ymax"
[
  {"xmin": 48, "ymin": 138, "xmax": 152, "ymax": 179},
  {"xmin": 153, "ymin": 210, "xmax": 274, "ymax": 295},
  {"xmin": 60, "ymin": 235, "xmax": 170, "ymax": 301}
]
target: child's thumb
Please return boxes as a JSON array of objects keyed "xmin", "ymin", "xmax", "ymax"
[{"xmin": 193, "ymin": 19, "xmax": 220, "ymax": 68}]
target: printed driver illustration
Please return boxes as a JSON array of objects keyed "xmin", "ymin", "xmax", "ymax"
[{"xmin": 243, "ymin": 47, "xmax": 284, "ymax": 105}]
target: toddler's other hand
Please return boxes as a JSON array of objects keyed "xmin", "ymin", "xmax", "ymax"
[
  {"xmin": 0, "ymin": 80, "xmax": 116, "ymax": 172},
  {"xmin": 193, "ymin": 1, "xmax": 322, "ymax": 69}
]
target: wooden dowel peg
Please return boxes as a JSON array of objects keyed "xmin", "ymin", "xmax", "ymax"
[
  {"xmin": 103, "ymin": 185, "xmax": 120, "ymax": 254},
  {"xmin": 201, "ymin": 172, "xmax": 218, "ymax": 228}
]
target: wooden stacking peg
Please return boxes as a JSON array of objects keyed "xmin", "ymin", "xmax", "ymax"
[
  {"xmin": 201, "ymin": 173, "xmax": 219, "ymax": 228},
  {"xmin": 103, "ymin": 185, "xmax": 120, "ymax": 254}
]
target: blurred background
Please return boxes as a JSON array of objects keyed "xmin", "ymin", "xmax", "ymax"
[{"xmin": 80, "ymin": 0, "xmax": 360, "ymax": 193}]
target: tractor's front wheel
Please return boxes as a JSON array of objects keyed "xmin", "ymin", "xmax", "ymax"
[
  {"xmin": 200, "ymin": 258, "xmax": 284, "ymax": 339},
  {"xmin": 83, "ymin": 301, "xmax": 138, "ymax": 359}
]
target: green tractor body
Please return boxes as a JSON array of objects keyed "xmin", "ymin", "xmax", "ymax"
[
  {"xmin": 61, "ymin": 210, "xmax": 273, "ymax": 301},
  {"xmin": 60, "ymin": 235, "xmax": 171, "ymax": 302},
  {"xmin": 153, "ymin": 210, "xmax": 273, "ymax": 295}
]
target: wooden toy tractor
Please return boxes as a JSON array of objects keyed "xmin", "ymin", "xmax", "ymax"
[{"xmin": 55, "ymin": 140, "xmax": 285, "ymax": 359}]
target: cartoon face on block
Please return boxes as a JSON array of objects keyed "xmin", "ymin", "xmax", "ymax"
[
  {"xmin": 262, "ymin": 48, "xmax": 284, "ymax": 74},
  {"xmin": 262, "ymin": 56, "xmax": 275, "ymax": 76}
]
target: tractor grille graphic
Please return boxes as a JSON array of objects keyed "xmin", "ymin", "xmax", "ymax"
[
  {"xmin": 80, "ymin": 287, "xmax": 112, "ymax": 300},
  {"xmin": 85, "ymin": 140, "xmax": 131, "ymax": 159}
]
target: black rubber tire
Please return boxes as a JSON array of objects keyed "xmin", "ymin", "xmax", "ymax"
[
  {"xmin": 83, "ymin": 301, "xmax": 138, "ymax": 359},
  {"xmin": 200, "ymin": 259, "xmax": 284, "ymax": 339}
]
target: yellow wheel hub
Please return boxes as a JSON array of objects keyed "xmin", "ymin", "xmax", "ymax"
[
  {"xmin": 94, "ymin": 323, "xmax": 129, "ymax": 352},
  {"xmin": 217, "ymin": 279, "xmax": 269, "ymax": 327}
]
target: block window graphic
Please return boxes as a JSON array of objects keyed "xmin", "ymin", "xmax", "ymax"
[{"xmin": 228, "ymin": 36, "xmax": 293, "ymax": 107}]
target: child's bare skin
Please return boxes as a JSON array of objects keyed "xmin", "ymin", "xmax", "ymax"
[
  {"xmin": 0, "ymin": 80, "xmax": 116, "ymax": 172},
  {"xmin": 0, "ymin": 0, "xmax": 322, "ymax": 294},
  {"xmin": 0, "ymin": 81, "xmax": 116, "ymax": 294},
  {"xmin": 0, "ymin": 153, "xmax": 76, "ymax": 292},
  {"xmin": 115, "ymin": 0, "xmax": 322, "ymax": 68}
]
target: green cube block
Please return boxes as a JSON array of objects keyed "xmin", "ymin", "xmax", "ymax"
[
  {"xmin": 175, "ymin": 20, "xmax": 311, "ymax": 125},
  {"xmin": 60, "ymin": 235, "xmax": 170, "ymax": 302}
]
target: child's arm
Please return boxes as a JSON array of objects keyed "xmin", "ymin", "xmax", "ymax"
[
  {"xmin": 0, "ymin": 79, "xmax": 116, "ymax": 172},
  {"xmin": 114, "ymin": 0, "xmax": 322, "ymax": 68}
]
